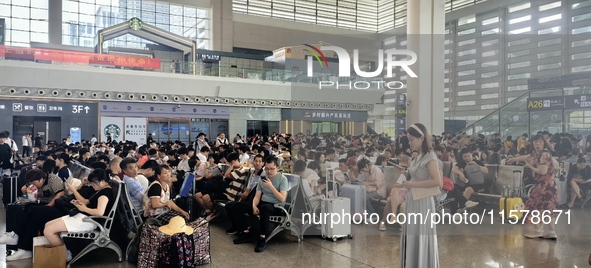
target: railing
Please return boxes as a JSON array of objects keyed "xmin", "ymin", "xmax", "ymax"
[
  {"xmin": 0, "ymin": 45, "xmax": 385, "ymax": 87},
  {"xmin": 159, "ymin": 59, "xmax": 385, "ymax": 85}
]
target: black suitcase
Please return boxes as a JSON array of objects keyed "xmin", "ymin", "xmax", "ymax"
[
  {"xmin": 3, "ymin": 174, "xmax": 19, "ymax": 206},
  {"xmin": 175, "ymin": 196, "xmax": 198, "ymax": 221},
  {"xmin": 6, "ymin": 202, "xmax": 27, "ymax": 251}
]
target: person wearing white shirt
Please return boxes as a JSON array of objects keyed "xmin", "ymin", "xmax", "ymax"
[
  {"xmin": 176, "ymin": 148, "xmax": 191, "ymax": 172},
  {"xmin": 238, "ymin": 145, "xmax": 250, "ymax": 164},
  {"xmin": 90, "ymin": 135, "xmax": 97, "ymax": 145},
  {"xmin": 4, "ymin": 131, "xmax": 18, "ymax": 154},
  {"xmin": 196, "ymin": 146, "xmax": 209, "ymax": 163}
]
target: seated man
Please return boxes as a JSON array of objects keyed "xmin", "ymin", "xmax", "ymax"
[
  {"xmin": 195, "ymin": 153, "xmax": 247, "ymax": 221},
  {"xmin": 121, "ymin": 158, "xmax": 144, "ymax": 212},
  {"xmin": 568, "ymin": 157, "xmax": 591, "ymax": 208},
  {"xmin": 357, "ymin": 158, "xmax": 386, "ymax": 214},
  {"xmin": 232, "ymin": 157, "xmax": 288, "ymax": 253},
  {"xmin": 452, "ymin": 148, "xmax": 488, "ymax": 201},
  {"xmin": 225, "ymin": 154, "xmax": 265, "ymax": 235}
]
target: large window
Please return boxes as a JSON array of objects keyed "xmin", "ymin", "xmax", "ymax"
[
  {"xmin": 0, "ymin": 0, "xmax": 49, "ymax": 47},
  {"xmin": 234, "ymin": 0, "xmax": 491, "ymax": 33},
  {"xmin": 62, "ymin": 0, "xmax": 210, "ymax": 49}
]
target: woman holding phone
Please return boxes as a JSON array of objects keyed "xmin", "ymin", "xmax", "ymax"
[{"xmin": 394, "ymin": 123, "xmax": 442, "ymax": 268}]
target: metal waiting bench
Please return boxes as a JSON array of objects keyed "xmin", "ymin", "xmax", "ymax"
[{"xmin": 61, "ymin": 179, "xmax": 124, "ymax": 267}]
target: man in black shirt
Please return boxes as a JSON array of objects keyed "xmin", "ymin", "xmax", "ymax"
[
  {"xmin": 568, "ymin": 158, "xmax": 591, "ymax": 208},
  {"xmin": 399, "ymin": 131, "xmax": 410, "ymax": 154}
]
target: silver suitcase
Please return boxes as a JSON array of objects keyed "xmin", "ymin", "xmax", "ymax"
[
  {"xmin": 340, "ymin": 184, "xmax": 367, "ymax": 223},
  {"xmin": 555, "ymin": 163, "xmax": 568, "ymax": 205},
  {"xmin": 320, "ymin": 197, "xmax": 352, "ymax": 242}
]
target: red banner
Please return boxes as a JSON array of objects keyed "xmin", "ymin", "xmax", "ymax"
[{"xmin": 0, "ymin": 46, "xmax": 161, "ymax": 69}]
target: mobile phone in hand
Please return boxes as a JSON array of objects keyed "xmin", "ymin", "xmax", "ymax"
[{"xmin": 261, "ymin": 176, "xmax": 268, "ymax": 182}]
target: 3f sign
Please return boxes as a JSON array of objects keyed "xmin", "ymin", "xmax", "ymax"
[{"xmin": 306, "ymin": 46, "xmax": 418, "ymax": 78}]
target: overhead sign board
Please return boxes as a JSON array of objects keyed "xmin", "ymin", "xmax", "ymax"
[
  {"xmin": 565, "ymin": 94, "xmax": 591, "ymax": 109},
  {"xmin": 100, "ymin": 102, "xmax": 230, "ymax": 119},
  {"xmin": 282, "ymin": 109, "xmax": 368, "ymax": 122},
  {"xmin": 527, "ymin": 94, "xmax": 591, "ymax": 111},
  {"xmin": 0, "ymin": 99, "xmax": 97, "ymax": 116},
  {"xmin": 526, "ymin": 96, "xmax": 565, "ymax": 111}
]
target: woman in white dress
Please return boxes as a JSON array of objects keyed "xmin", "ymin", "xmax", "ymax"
[{"xmin": 394, "ymin": 123, "xmax": 442, "ymax": 268}]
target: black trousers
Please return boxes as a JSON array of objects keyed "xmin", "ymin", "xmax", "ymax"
[
  {"xmin": 15, "ymin": 205, "xmax": 65, "ymax": 251},
  {"xmin": 229, "ymin": 201, "xmax": 282, "ymax": 236},
  {"xmin": 447, "ymin": 187, "xmax": 468, "ymax": 214},
  {"xmin": 22, "ymin": 146, "xmax": 30, "ymax": 157}
]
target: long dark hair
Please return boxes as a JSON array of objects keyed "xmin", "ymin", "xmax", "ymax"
[{"xmin": 407, "ymin": 123, "xmax": 432, "ymax": 155}]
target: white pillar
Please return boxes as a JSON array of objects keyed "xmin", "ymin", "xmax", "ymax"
[{"xmin": 406, "ymin": 0, "xmax": 445, "ymax": 135}]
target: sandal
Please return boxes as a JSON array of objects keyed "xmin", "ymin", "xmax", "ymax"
[{"xmin": 542, "ymin": 232, "xmax": 557, "ymax": 241}]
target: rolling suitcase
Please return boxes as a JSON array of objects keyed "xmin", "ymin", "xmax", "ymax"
[
  {"xmin": 340, "ymin": 184, "xmax": 367, "ymax": 223},
  {"xmin": 176, "ymin": 173, "xmax": 197, "ymax": 221},
  {"xmin": 3, "ymin": 173, "xmax": 19, "ymax": 206},
  {"xmin": 321, "ymin": 197, "xmax": 352, "ymax": 242},
  {"xmin": 6, "ymin": 202, "xmax": 27, "ymax": 251},
  {"xmin": 499, "ymin": 170, "xmax": 525, "ymax": 221},
  {"xmin": 555, "ymin": 162, "xmax": 568, "ymax": 206}
]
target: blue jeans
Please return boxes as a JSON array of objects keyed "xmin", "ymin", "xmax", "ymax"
[{"xmin": 366, "ymin": 192, "xmax": 383, "ymax": 214}]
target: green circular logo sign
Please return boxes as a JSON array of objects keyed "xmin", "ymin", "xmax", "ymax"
[
  {"xmin": 129, "ymin": 17, "xmax": 143, "ymax": 31},
  {"xmin": 104, "ymin": 124, "xmax": 121, "ymax": 140}
]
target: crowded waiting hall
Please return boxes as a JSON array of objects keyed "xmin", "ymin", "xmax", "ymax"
[{"xmin": 2, "ymin": 0, "xmax": 591, "ymax": 267}]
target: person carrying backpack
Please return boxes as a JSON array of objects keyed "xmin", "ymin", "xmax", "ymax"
[{"xmin": 451, "ymin": 148, "xmax": 489, "ymax": 201}]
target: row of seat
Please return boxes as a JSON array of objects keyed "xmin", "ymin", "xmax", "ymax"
[{"xmin": 60, "ymin": 179, "xmax": 143, "ymax": 267}]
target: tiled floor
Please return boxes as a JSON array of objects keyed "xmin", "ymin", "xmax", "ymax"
[{"xmin": 2, "ymin": 204, "xmax": 591, "ymax": 268}]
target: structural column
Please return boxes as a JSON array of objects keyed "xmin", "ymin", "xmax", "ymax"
[
  {"xmin": 48, "ymin": 0, "xmax": 62, "ymax": 45},
  {"xmin": 406, "ymin": 0, "xmax": 445, "ymax": 135},
  {"xmin": 211, "ymin": 0, "xmax": 234, "ymax": 52}
]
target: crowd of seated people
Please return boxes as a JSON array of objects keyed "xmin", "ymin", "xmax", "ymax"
[{"xmin": 2, "ymin": 129, "xmax": 590, "ymax": 262}]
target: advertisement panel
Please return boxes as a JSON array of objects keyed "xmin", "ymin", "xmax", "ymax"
[
  {"xmin": 69, "ymin": 127, "xmax": 82, "ymax": 144},
  {"xmin": 0, "ymin": 46, "xmax": 161, "ymax": 69},
  {"xmin": 124, "ymin": 118, "xmax": 147, "ymax": 145},
  {"xmin": 100, "ymin": 117, "xmax": 124, "ymax": 142}
]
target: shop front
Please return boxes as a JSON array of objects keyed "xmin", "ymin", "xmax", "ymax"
[
  {"xmin": 229, "ymin": 107, "xmax": 281, "ymax": 137},
  {"xmin": 0, "ymin": 99, "xmax": 98, "ymax": 148},
  {"xmin": 280, "ymin": 109, "xmax": 368, "ymax": 136},
  {"xmin": 99, "ymin": 102, "xmax": 229, "ymax": 144}
]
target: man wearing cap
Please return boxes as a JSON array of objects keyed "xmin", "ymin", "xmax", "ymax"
[{"xmin": 280, "ymin": 152, "xmax": 292, "ymax": 172}]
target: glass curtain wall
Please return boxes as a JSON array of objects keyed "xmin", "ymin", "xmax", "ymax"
[
  {"xmin": 62, "ymin": 0, "xmax": 210, "ymax": 49},
  {"xmin": 233, "ymin": 0, "xmax": 490, "ymax": 33},
  {"xmin": 0, "ymin": 0, "xmax": 49, "ymax": 47}
]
